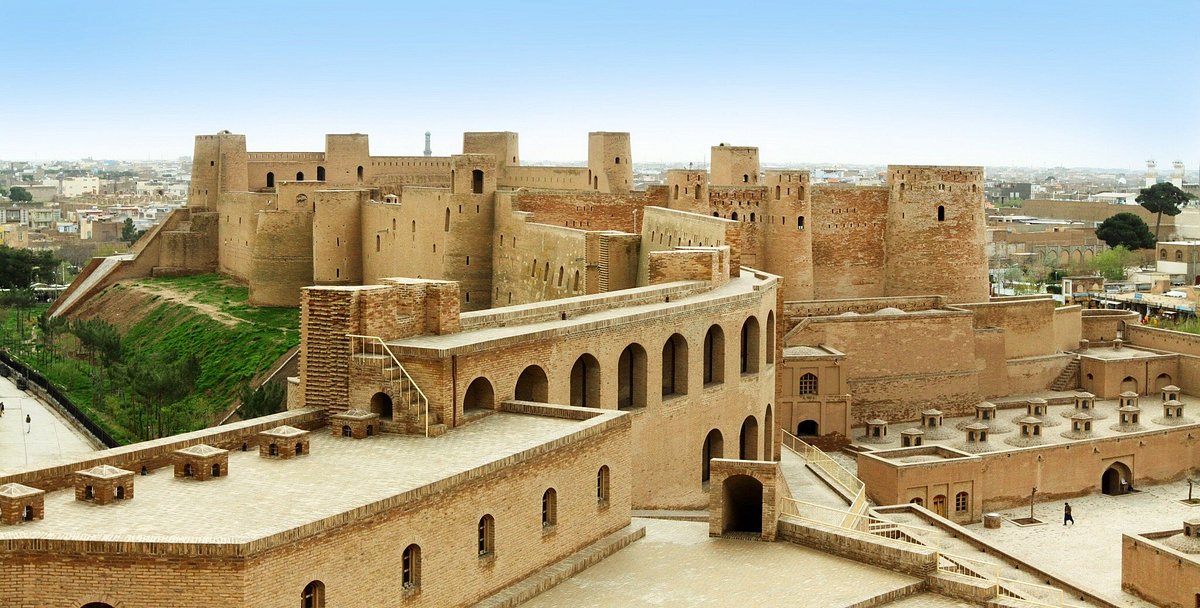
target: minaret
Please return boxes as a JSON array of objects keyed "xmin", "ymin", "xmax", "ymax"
[
  {"xmin": 423, "ymin": 131, "xmax": 432, "ymax": 157},
  {"xmin": 1145, "ymin": 160, "xmax": 1157, "ymax": 188},
  {"xmin": 1172, "ymin": 161, "xmax": 1185, "ymax": 187}
]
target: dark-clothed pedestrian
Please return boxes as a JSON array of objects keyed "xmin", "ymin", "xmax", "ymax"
[
  {"xmin": 1063, "ymin": 502, "xmax": 1074, "ymax": 526},
  {"xmin": 25, "ymin": 413, "xmax": 30, "ymax": 434}
]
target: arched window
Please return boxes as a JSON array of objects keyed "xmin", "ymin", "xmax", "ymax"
[
  {"xmin": 472, "ymin": 169, "xmax": 484, "ymax": 194},
  {"xmin": 798, "ymin": 373, "xmax": 818, "ymax": 395},
  {"xmin": 614, "ymin": 156, "xmax": 621, "ymax": 164},
  {"xmin": 532, "ymin": 258, "xmax": 538, "ymax": 277},
  {"xmin": 743, "ymin": 174, "xmax": 749, "ymax": 183},
  {"xmin": 570, "ymin": 354, "xmax": 601, "ymax": 408},
  {"xmin": 115, "ymin": 486, "xmax": 125, "ymax": 500},
  {"xmin": 937, "ymin": 205, "xmax": 945, "ymax": 222},
  {"xmin": 1161, "ymin": 249, "xmax": 1168, "ymax": 260},
  {"xmin": 702, "ymin": 429, "xmax": 723, "ymax": 483},
  {"xmin": 694, "ymin": 185, "xmax": 700, "ymax": 200},
  {"xmin": 266, "ymin": 172, "xmax": 275, "ymax": 188},
  {"xmin": 617, "ymin": 343, "xmax": 647, "ymax": 410},
  {"xmin": 775, "ymin": 185, "xmax": 781, "ymax": 199},
  {"xmin": 557, "ymin": 266, "xmax": 564, "ymax": 287},
  {"xmin": 731, "ymin": 212, "xmax": 738, "ymax": 221},
  {"xmin": 357, "ymin": 165, "xmax": 363, "ymax": 183},
  {"xmin": 573, "ymin": 270, "xmax": 581, "ymax": 292},
  {"xmin": 739, "ymin": 415, "xmax": 759, "ymax": 460},
  {"xmin": 674, "ymin": 184, "xmax": 679, "ymax": 199},
  {"xmin": 797, "ymin": 216, "xmax": 805, "ymax": 230},
  {"xmin": 316, "ymin": 166, "xmax": 325, "ymax": 181},
  {"xmin": 910, "ymin": 497, "xmax": 923, "ymax": 506},
  {"xmin": 444, "ymin": 208, "xmax": 450, "ymax": 232},
  {"xmin": 375, "ymin": 234, "xmax": 380, "ymax": 252},
  {"xmin": 662, "ymin": 333, "xmax": 689, "ymax": 396},
  {"xmin": 515, "ymin": 365, "xmax": 549, "ymax": 402},
  {"xmin": 370, "ymin": 391, "xmax": 393, "ymax": 419},
  {"xmin": 211, "ymin": 463, "xmax": 221, "ymax": 477},
  {"xmin": 740, "ymin": 317, "xmax": 760, "ymax": 374},
  {"xmin": 1177, "ymin": 250, "xmax": 1184, "ymax": 262},
  {"xmin": 402, "ymin": 544, "xmax": 421, "ymax": 590},
  {"xmin": 703, "ymin": 325, "xmax": 725, "ymax": 385},
  {"xmin": 749, "ymin": 212, "xmax": 756, "ymax": 222},
  {"xmin": 296, "ymin": 171, "xmax": 304, "ymax": 181},
  {"xmin": 713, "ymin": 211, "xmax": 719, "ymax": 217},
  {"xmin": 597, "ymin": 465, "xmax": 610, "ymax": 504},
  {"xmin": 463, "ymin": 377, "xmax": 494, "ymax": 412},
  {"xmin": 301, "ymin": 582, "xmax": 326, "ymax": 608},
  {"xmin": 478, "ymin": 514, "xmax": 495, "ymax": 556},
  {"xmin": 542, "ymin": 488, "xmax": 557, "ymax": 528},
  {"xmin": 544, "ymin": 261, "xmax": 549, "ymax": 281}
]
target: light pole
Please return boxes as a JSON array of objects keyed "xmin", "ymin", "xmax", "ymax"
[{"xmin": 1029, "ymin": 486, "xmax": 1037, "ymax": 520}]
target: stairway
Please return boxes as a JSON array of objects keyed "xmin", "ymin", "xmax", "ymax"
[
  {"xmin": 1049, "ymin": 357, "xmax": 1081, "ymax": 391},
  {"xmin": 349, "ymin": 336, "xmax": 444, "ymax": 437}
]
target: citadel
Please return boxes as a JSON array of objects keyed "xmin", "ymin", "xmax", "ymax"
[{"xmin": 2, "ymin": 130, "xmax": 1197, "ymax": 607}]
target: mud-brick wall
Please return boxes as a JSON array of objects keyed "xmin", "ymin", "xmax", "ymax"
[
  {"xmin": 810, "ymin": 185, "xmax": 888, "ymax": 300},
  {"xmin": 250, "ymin": 210, "xmax": 313, "ymax": 306}
]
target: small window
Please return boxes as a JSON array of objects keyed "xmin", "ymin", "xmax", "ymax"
[
  {"xmin": 266, "ymin": 172, "xmax": 275, "ymax": 188},
  {"xmin": 542, "ymin": 488, "xmax": 557, "ymax": 528},
  {"xmin": 296, "ymin": 171, "xmax": 304, "ymax": 181},
  {"xmin": 597, "ymin": 465, "xmax": 610, "ymax": 504},
  {"xmin": 955, "ymin": 492, "xmax": 968, "ymax": 513},
  {"xmin": 937, "ymin": 205, "xmax": 945, "ymax": 222},
  {"xmin": 799, "ymin": 373, "xmax": 818, "ymax": 395},
  {"xmin": 472, "ymin": 169, "xmax": 484, "ymax": 194},
  {"xmin": 376, "ymin": 234, "xmax": 381, "ymax": 252},
  {"xmin": 1161, "ymin": 249, "xmax": 1168, "ymax": 260},
  {"xmin": 614, "ymin": 156, "xmax": 620, "ymax": 164},
  {"xmin": 743, "ymin": 174, "xmax": 749, "ymax": 183},
  {"xmin": 402, "ymin": 544, "xmax": 421, "ymax": 590},
  {"xmin": 478, "ymin": 514, "xmax": 495, "ymax": 556},
  {"xmin": 316, "ymin": 166, "xmax": 325, "ymax": 181},
  {"xmin": 1178, "ymin": 250, "xmax": 1184, "ymax": 262},
  {"xmin": 798, "ymin": 216, "xmax": 805, "ymax": 230},
  {"xmin": 302, "ymin": 580, "xmax": 325, "ymax": 608}
]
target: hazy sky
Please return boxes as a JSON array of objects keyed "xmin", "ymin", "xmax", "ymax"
[{"xmin": 2, "ymin": 0, "xmax": 1197, "ymax": 169}]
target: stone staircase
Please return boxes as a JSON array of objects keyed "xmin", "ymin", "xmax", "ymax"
[
  {"xmin": 349, "ymin": 337, "xmax": 446, "ymax": 437},
  {"xmin": 1049, "ymin": 357, "xmax": 1081, "ymax": 392}
]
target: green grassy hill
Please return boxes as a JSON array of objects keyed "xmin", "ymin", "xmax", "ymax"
[{"xmin": 6, "ymin": 274, "xmax": 299, "ymax": 444}]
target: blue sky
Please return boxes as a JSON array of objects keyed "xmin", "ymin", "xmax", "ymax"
[{"xmin": 1, "ymin": 0, "xmax": 1197, "ymax": 169}]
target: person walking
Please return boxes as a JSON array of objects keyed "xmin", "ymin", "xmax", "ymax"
[
  {"xmin": 1, "ymin": 401, "xmax": 5, "ymax": 417},
  {"xmin": 1063, "ymin": 502, "xmax": 1074, "ymax": 526},
  {"xmin": 25, "ymin": 413, "xmax": 31, "ymax": 434}
]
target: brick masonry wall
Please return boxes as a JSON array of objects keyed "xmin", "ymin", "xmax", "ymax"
[{"xmin": 810, "ymin": 185, "xmax": 889, "ymax": 299}]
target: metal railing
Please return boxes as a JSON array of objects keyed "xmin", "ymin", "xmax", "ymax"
[
  {"xmin": 346, "ymin": 334, "xmax": 430, "ymax": 437},
  {"xmin": 779, "ymin": 497, "xmax": 1085, "ymax": 608},
  {"xmin": 780, "ymin": 429, "xmax": 868, "ymax": 527}
]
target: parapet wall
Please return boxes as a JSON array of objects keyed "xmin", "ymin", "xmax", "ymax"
[
  {"xmin": 639, "ymin": 206, "xmax": 740, "ymax": 283},
  {"xmin": 511, "ymin": 188, "xmax": 664, "ymax": 233}
]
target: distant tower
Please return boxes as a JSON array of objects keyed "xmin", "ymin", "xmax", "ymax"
[
  {"xmin": 424, "ymin": 131, "xmax": 432, "ymax": 157},
  {"xmin": 1146, "ymin": 160, "xmax": 1157, "ymax": 188},
  {"xmin": 1172, "ymin": 161, "xmax": 1185, "ymax": 188}
]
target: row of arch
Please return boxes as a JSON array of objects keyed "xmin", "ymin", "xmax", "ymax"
[
  {"xmin": 712, "ymin": 211, "xmax": 806, "ymax": 229},
  {"xmin": 529, "ymin": 258, "xmax": 582, "ymax": 292},
  {"xmin": 477, "ymin": 314, "xmax": 774, "ymax": 412}
]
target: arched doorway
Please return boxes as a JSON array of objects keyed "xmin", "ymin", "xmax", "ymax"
[
  {"xmin": 1120, "ymin": 376, "xmax": 1138, "ymax": 394},
  {"xmin": 702, "ymin": 429, "xmax": 724, "ymax": 483},
  {"xmin": 797, "ymin": 420, "xmax": 819, "ymax": 437},
  {"xmin": 514, "ymin": 365, "xmax": 549, "ymax": 402},
  {"xmin": 370, "ymin": 391, "xmax": 393, "ymax": 419},
  {"xmin": 1155, "ymin": 373, "xmax": 1173, "ymax": 391},
  {"xmin": 739, "ymin": 416, "xmax": 759, "ymax": 460},
  {"xmin": 931, "ymin": 494, "xmax": 947, "ymax": 517},
  {"xmin": 463, "ymin": 377, "xmax": 495, "ymax": 412},
  {"xmin": 1102, "ymin": 462, "xmax": 1133, "ymax": 495},
  {"xmin": 722, "ymin": 474, "xmax": 764, "ymax": 534},
  {"xmin": 617, "ymin": 343, "xmax": 647, "ymax": 410},
  {"xmin": 570, "ymin": 354, "xmax": 601, "ymax": 408}
]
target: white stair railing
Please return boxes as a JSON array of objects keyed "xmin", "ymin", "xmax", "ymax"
[{"xmin": 347, "ymin": 334, "xmax": 430, "ymax": 437}]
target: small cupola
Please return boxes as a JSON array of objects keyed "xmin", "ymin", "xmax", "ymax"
[
  {"xmin": 1162, "ymin": 385, "xmax": 1181, "ymax": 403},
  {"xmin": 75, "ymin": 465, "xmax": 134, "ymax": 505},
  {"xmin": 259, "ymin": 425, "xmax": 311, "ymax": 459},
  {"xmin": 900, "ymin": 427, "xmax": 924, "ymax": 447},
  {"xmin": 860, "ymin": 418, "xmax": 890, "ymax": 443},
  {"xmin": 332, "ymin": 408, "xmax": 380, "ymax": 439},
  {"xmin": 0, "ymin": 483, "xmax": 44, "ymax": 524},
  {"xmin": 173, "ymin": 444, "xmax": 229, "ymax": 481}
]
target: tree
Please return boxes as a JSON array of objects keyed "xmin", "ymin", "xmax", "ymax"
[
  {"xmin": 120, "ymin": 218, "xmax": 144, "ymax": 245},
  {"xmin": 1137, "ymin": 182, "xmax": 1196, "ymax": 243},
  {"xmin": 1095, "ymin": 213, "xmax": 1155, "ymax": 250},
  {"xmin": 237, "ymin": 381, "xmax": 286, "ymax": 419},
  {"xmin": 0, "ymin": 246, "xmax": 57, "ymax": 288},
  {"xmin": 1088, "ymin": 245, "xmax": 1137, "ymax": 281},
  {"xmin": 7, "ymin": 186, "xmax": 31, "ymax": 202}
]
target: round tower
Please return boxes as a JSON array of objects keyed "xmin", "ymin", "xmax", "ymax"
[
  {"xmin": 587, "ymin": 132, "xmax": 632, "ymax": 193},
  {"xmin": 884, "ymin": 166, "xmax": 989, "ymax": 303}
]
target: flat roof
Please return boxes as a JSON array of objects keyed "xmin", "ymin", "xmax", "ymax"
[
  {"xmin": 389, "ymin": 271, "xmax": 774, "ymax": 356},
  {"xmin": 0, "ymin": 412, "xmax": 593, "ymax": 546}
]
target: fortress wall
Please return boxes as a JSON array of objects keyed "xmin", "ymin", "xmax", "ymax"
[
  {"xmin": 360, "ymin": 196, "xmax": 449, "ymax": 288},
  {"xmin": 1082, "ymin": 310, "xmax": 1139, "ymax": 343},
  {"xmin": 247, "ymin": 160, "xmax": 321, "ymax": 191},
  {"xmin": 954, "ymin": 298, "xmax": 1063, "ymax": 359},
  {"xmin": 510, "ymin": 188, "xmax": 663, "ymax": 234},
  {"xmin": 312, "ymin": 190, "xmax": 365, "ymax": 285},
  {"xmin": 810, "ymin": 185, "xmax": 889, "ymax": 299},
  {"xmin": 663, "ymin": 170, "xmax": 710, "ymax": 215},
  {"xmin": 1124, "ymin": 324, "xmax": 1200, "ymax": 355},
  {"xmin": 443, "ymin": 191, "xmax": 496, "ymax": 311},
  {"xmin": 884, "ymin": 166, "xmax": 989, "ymax": 303},
  {"xmin": 216, "ymin": 191, "xmax": 275, "ymax": 282},
  {"xmin": 1021, "ymin": 199, "xmax": 1173, "ymax": 228},
  {"xmin": 368, "ymin": 156, "xmax": 453, "ymax": 187},
  {"xmin": 500, "ymin": 165, "xmax": 590, "ymax": 190},
  {"xmin": 250, "ymin": 210, "xmax": 314, "ymax": 306},
  {"xmin": 793, "ymin": 313, "xmax": 981, "ymax": 421},
  {"xmin": 709, "ymin": 186, "xmax": 768, "ymax": 268},
  {"xmin": 782, "ymin": 295, "xmax": 945, "ymax": 322},
  {"xmin": 1052, "ymin": 305, "xmax": 1082, "ymax": 353},
  {"xmin": 492, "ymin": 204, "xmax": 590, "ymax": 306},
  {"xmin": 709, "ymin": 145, "xmax": 760, "ymax": 187},
  {"xmin": 639, "ymin": 206, "xmax": 739, "ymax": 284},
  {"xmin": 974, "ymin": 328, "xmax": 1009, "ymax": 397}
]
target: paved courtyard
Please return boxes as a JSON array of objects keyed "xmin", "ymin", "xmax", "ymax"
[
  {"xmin": 965, "ymin": 478, "xmax": 1199, "ymax": 607},
  {"xmin": 521, "ymin": 518, "xmax": 921, "ymax": 607},
  {"xmin": 0, "ymin": 373, "xmax": 98, "ymax": 474}
]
